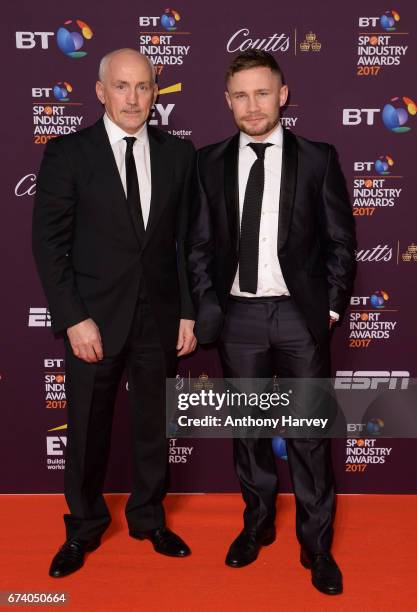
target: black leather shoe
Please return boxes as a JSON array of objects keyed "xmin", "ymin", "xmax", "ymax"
[
  {"xmin": 225, "ymin": 527, "xmax": 276, "ymax": 568},
  {"xmin": 300, "ymin": 549, "xmax": 343, "ymax": 595},
  {"xmin": 129, "ymin": 527, "xmax": 191, "ymax": 557},
  {"xmin": 49, "ymin": 537, "xmax": 101, "ymax": 578}
]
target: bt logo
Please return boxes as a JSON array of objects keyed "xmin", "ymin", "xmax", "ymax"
[
  {"xmin": 374, "ymin": 155, "xmax": 394, "ymax": 175},
  {"xmin": 343, "ymin": 97, "xmax": 416, "ymax": 131},
  {"xmin": 44, "ymin": 359, "xmax": 64, "ymax": 368},
  {"xmin": 342, "ymin": 108, "xmax": 380, "ymax": 126},
  {"xmin": 139, "ymin": 8, "xmax": 181, "ymax": 30},
  {"xmin": 53, "ymin": 82, "xmax": 73, "ymax": 101},
  {"xmin": 16, "ymin": 18, "xmax": 93, "ymax": 57},
  {"xmin": 350, "ymin": 291, "xmax": 389, "ymax": 308},
  {"xmin": 31, "ymin": 82, "xmax": 73, "ymax": 101},
  {"xmin": 161, "ymin": 8, "xmax": 181, "ymax": 31},
  {"xmin": 382, "ymin": 96, "xmax": 416, "ymax": 133},
  {"xmin": 354, "ymin": 155, "xmax": 394, "ymax": 174},
  {"xmin": 16, "ymin": 31, "xmax": 54, "ymax": 49},
  {"xmin": 366, "ymin": 418, "xmax": 384, "ymax": 435},
  {"xmin": 358, "ymin": 10, "xmax": 400, "ymax": 29},
  {"xmin": 370, "ymin": 290, "xmax": 389, "ymax": 309},
  {"xmin": 380, "ymin": 10, "xmax": 400, "ymax": 31},
  {"xmin": 57, "ymin": 19, "xmax": 93, "ymax": 58}
]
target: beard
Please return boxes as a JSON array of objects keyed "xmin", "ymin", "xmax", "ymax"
[{"xmin": 236, "ymin": 114, "xmax": 280, "ymax": 138}]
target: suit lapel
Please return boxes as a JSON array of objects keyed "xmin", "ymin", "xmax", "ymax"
[
  {"xmin": 278, "ymin": 127, "xmax": 298, "ymax": 252},
  {"xmin": 223, "ymin": 133, "xmax": 240, "ymax": 252},
  {"xmin": 89, "ymin": 118, "xmax": 145, "ymax": 244},
  {"xmin": 89, "ymin": 120, "xmax": 173, "ymax": 248},
  {"xmin": 143, "ymin": 126, "xmax": 172, "ymax": 247},
  {"xmin": 89, "ymin": 118, "xmax": 127, "ymax": 205}
]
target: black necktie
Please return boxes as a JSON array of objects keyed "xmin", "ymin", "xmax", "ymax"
[
  {"xmin": 124, "ymin": 136, "xmax": 145, "ymax": 240},
  {"xmin": 239, "ymin": 142, "xmax": 273, "ymax": 293}
]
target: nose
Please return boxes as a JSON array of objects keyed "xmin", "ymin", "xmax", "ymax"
[
  {"xmin": 126, "ymin": 86, "xmax": 139, "ymax": 106},
  {"xmin": 246, "ymin": 95, "xmax": 259, "ymax": 113}
]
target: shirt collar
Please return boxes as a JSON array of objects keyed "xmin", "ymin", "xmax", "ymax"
[
  {"xmin": 239, "ymin": 122, "xmax": 283, "ymax": 150},
  {"xmin": 103, "ymin": 113, "xmax": 149, "ymax": 147}
]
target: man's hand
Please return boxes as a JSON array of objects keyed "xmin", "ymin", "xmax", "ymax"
[
  {"xmin": 329, "ymin": 310, "xmax": 339, "ymax": 330},
  {"xmin": 176, "ymin": 319, "xmax": 197, "ymax": 357},
  {"xmin": 67, "ymin": 318, "xmax": 103, "ymax": 363}
]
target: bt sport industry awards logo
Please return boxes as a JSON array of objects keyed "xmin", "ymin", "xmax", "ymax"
[
  {"xmin": 44, "ymin": 359, "xmax": 66, "ymax": 410},
  {"xmin": 352, "ymin": 155, "xmax": 402, "ymax": 218},
  {"xmin": 356, "ymin": 9, "xmax": 407, "ymax": 76},
  {"xmin": 345, "ymin": 438, "xmax": 393, "ymax": 472},
  {"xmin": 336, "ymin": 368, "xmax": 401, "ymax": 474},
  {"xmin": 138, "ymin": 8, "xmax": 191, "ymax": 75},
  {"xmin": 31, "ymin": 82, "xmax": 84, "ymax": 144},
  {"xmin": 348, "ymin": 290, "xmax": 398, "ymax": 349}
]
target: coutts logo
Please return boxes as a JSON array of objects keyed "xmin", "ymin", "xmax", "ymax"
[
  {"xmin": 226, "ymin": 28, "xmax": 290, "ymax": 53},
  {"xmin": 15, "ymin": 173, "xmax": 36, "ymax": 196},
  {"xmin": 356, "ymin": 244, "xmax": 392, "ymax": 262}
]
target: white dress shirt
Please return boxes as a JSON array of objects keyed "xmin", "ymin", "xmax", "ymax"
[
  {"xmin": 103, "ymin": 113, "xmax": 152, "ymax": 228},
  {"xmin": 231, "ymin": 123, "xmax": 290, "ymax": 298},
  {"xmin": 230, "ymin": 123, "xmax": 339, "ymax": 320}
]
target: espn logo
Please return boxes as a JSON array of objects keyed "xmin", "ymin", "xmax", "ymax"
[{"xmin": 28, "ymin": 307, "xmax": 51, "ymax": 327}]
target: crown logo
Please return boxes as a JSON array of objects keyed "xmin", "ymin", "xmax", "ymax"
[
  {"xmin": 299, "ymin": 31, "xmax": 322, "ymax": 53},
  {"xmin": 193, "ymin": 372, "xmax": 213, "ymax": 390},
  {"xmin": 401, "ymin": 243, "xmax": 417, "ymax": 262}
]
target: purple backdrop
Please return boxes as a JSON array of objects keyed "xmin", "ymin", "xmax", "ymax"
[{"xmin": 1, "ymin": 0, "xmax": 416, "ymax": 494}]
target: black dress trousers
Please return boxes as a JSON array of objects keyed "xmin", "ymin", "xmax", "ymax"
[
  {"xmin": 219, "ymin": 296, "xmax": 335, "ymax": 554},
  {"xmin": 63, "ymin": 293, "xmax": 177, "ymax": 542}
]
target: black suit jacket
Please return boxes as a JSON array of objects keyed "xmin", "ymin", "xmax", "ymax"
[
  {"xmin": 187, "ymin": 128, "xmax": 356, "ymax": 347},
  {"xmin": 33, "ymin": 118, "xmax": 195, "ymax": 354}
]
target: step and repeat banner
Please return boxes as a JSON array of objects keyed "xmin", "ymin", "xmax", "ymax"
[{"xmin": 1, "ymin": 1, "xmax": 416, "ymax": 494}]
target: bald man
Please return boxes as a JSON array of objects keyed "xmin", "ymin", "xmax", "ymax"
[{"xmin": 33, "ymin": 49, "xmax": 196, "ymax": 577}]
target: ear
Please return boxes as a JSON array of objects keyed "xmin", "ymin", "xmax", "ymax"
[
  {"xmin": 225, "ymin": 90, "xmax": 232, "ymax": 111},
  {"xmin": 279, "ymin": 84, "xmax": 289, "ymax": 108},
  {"xmin": 96, "ymin": 81, "xmax": 105, "ymax": 104}
]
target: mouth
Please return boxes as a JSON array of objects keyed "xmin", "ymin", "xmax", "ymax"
[{"xmin": 243, "ymin": 116, "xmax": 266, "ymax": 122}]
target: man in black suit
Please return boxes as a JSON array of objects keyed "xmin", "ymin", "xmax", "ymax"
[
  {"xmin": 33, "ymin": 48, "xmax": 197, "ymax": 577},
  {"xmin": 187, "ymin": 50, "xmax": 355, "ymax": 594}
]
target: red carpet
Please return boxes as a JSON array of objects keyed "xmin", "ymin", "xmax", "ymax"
[{"xmin": 1, "ymin": 494, "xmax": 416, "ymax": 610}]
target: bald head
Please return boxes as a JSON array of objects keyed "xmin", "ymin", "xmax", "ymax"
[
  {"xmin": 98, "ymin": 48, "xmax": 156, "ymax": 83},
  {"xmin": 96, "ymin": 48, "xmax": 158, "ymax": 134}
]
